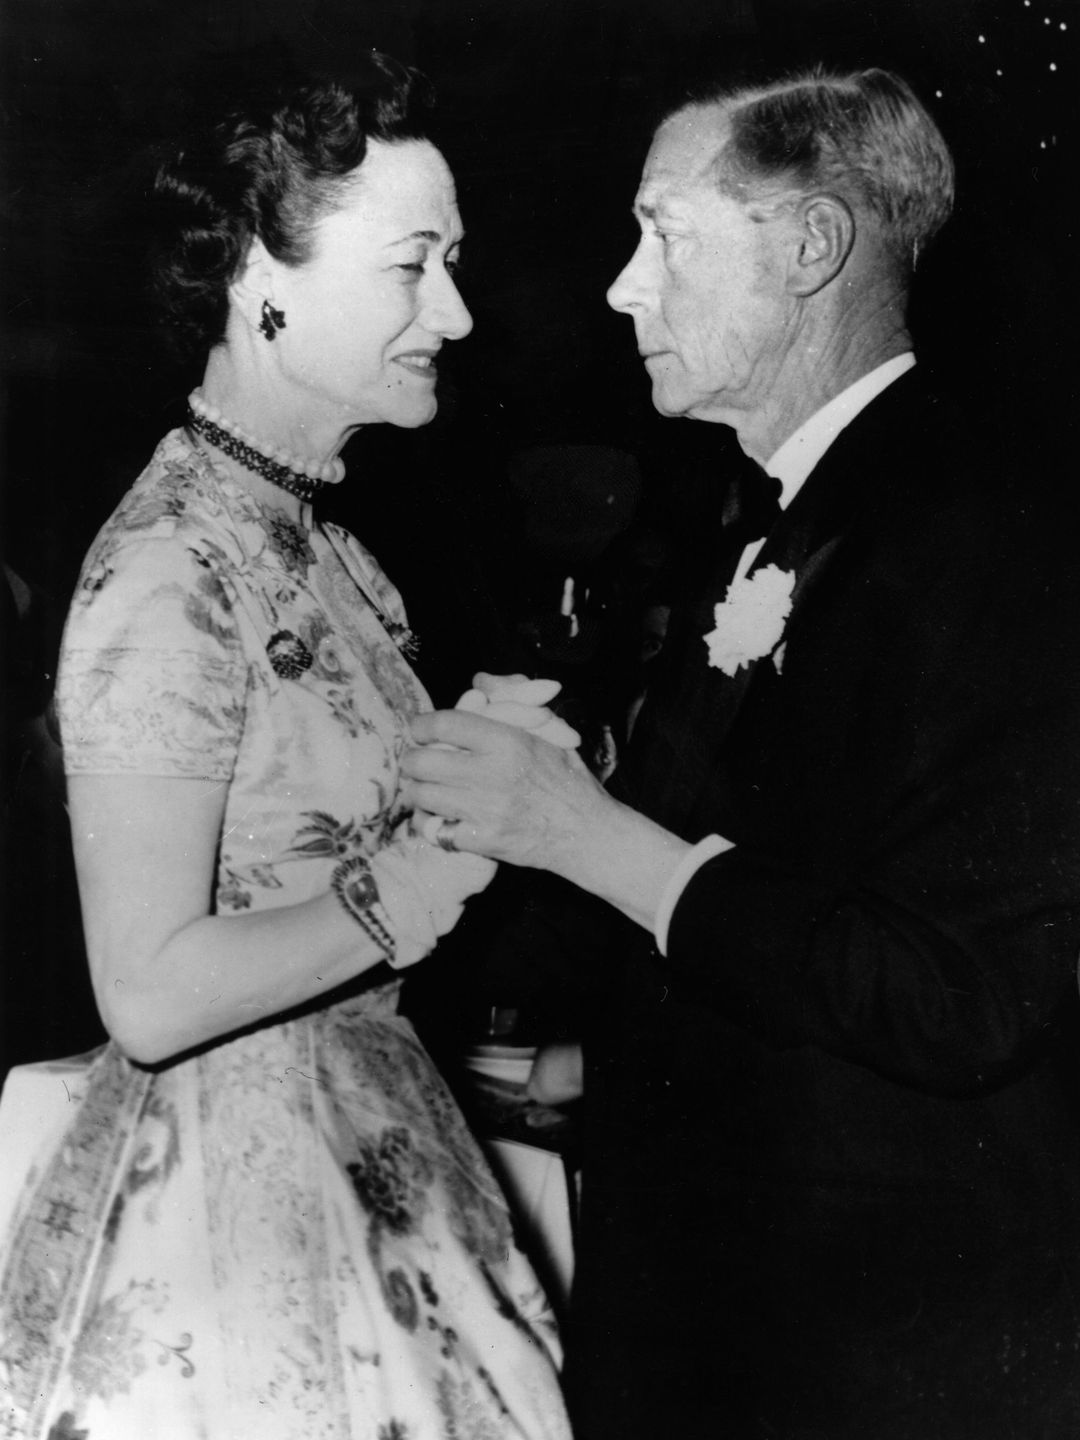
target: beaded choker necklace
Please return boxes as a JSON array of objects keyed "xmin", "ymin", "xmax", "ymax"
[{"xmin": 186, "ymin": 389, "xmax": 345, "ymax": 504}]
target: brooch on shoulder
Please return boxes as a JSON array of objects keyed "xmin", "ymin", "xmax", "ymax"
[{"xmin": 385, "ymin": 619, "xmax": 420, "ymax": 661}]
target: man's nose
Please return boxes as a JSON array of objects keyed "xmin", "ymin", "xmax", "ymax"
[{"xmin": 606, "ymin": 241, "xmax": 648, "ymax": 314}]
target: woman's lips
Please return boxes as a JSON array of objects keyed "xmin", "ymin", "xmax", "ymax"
[{"xmin": 393, "ymin": 352, "xmax": 439, "ymax": 378}]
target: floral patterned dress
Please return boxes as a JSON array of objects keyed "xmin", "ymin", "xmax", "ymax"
[{"xmin": 0, "ymin": 432, "xmax": 571, "ymax": 1440}]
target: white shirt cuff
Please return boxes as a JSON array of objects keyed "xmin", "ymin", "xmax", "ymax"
[{"xmin": 654, "ymin": 833, "xmax": 734, "ymax": 956}]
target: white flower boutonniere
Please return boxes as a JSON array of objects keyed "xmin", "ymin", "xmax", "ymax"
[{"xmin": 704, "ymin": 563, "xmax": 796, "ymax": 677}]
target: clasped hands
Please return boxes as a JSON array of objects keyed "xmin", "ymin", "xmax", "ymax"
[{"xmin": 402, "ymin": 672, "xmax": 610, "ymax": 875}]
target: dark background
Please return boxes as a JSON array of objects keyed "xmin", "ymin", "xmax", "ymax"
[{"xmin": 1, "ymin": 0, "xmax": 1074, "ymax": 1076}]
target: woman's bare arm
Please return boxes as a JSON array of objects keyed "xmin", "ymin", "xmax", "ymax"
[{"xmin": 69, "ymin": 773, "xmax": 386, "ymax": 1064}]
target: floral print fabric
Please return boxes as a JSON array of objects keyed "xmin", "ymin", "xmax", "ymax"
[{"xmin": 0, "ymin": 433, "xmax": 569, "ymax": 1440}]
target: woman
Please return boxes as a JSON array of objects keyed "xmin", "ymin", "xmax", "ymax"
[{"xmin": 0, "ymin": 55, "xmax": 571, "ymax": 1440}]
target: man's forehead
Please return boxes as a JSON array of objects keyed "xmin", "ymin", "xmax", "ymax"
[{"xmin": 635, "ymin": 104, "xmax": 732, "ymax": 209}]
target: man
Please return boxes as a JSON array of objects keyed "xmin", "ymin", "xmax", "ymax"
[{"xmin": 403, "ymin": 68, "xmax": 1080, "ymax": 1437}]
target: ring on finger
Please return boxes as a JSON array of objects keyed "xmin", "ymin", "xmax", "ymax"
[
  {"xmin": 433, "ymin": 818, "xmax": 462, "ymax": 852},
  {"xmin": 421, "ymin": 814, "xmax": 462, "ymax": 852}
]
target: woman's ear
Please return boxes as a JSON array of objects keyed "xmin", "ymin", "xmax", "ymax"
[
  {"xmin": 228, "ymin": 238, "xmax": 279, "ymax": 334},
  {"xmin": 786, "ymin": 193, "xmax": 855, "ymax": 297}
]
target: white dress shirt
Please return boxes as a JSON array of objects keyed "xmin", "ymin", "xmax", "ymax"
[{"xmin": 652, "ymin": 353, "xmax": 916, "ymax": 955}]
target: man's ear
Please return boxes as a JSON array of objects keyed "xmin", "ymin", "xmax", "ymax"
[
  {"xmin": 786, "ymin": 193, "xmax": 855, "ymax": 297},
  {"xmin": 228, "ymin": 237, "xmax": 279, "ymax": 334}
]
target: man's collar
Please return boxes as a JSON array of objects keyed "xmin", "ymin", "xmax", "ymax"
[{"xmin": 764, "ymin": 353, "xmax": 916, "ymax": 509}]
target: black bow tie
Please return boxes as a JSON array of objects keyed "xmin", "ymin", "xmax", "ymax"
[{"xmin": 723, "ymin": 463, "xmax": 783, "ymax": 540}]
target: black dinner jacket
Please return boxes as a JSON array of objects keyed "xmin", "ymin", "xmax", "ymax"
[
  {"xmin": 622, "ymin": 368, "xmax": 1080, "ymax": 1079},
  {"xmin": 565, "ymin": 369, "xmax": 1080, "ymax": 1437}
]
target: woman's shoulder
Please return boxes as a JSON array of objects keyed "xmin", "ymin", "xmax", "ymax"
[
  {"xmin": 74, "ymin": 431, "xmax": 250, "ymax": 590},
  {"xmin": 65, "ymin": 431, "xmax": 251, "ymax": 626},
  {"xmin": 98, "ymin": 430, "xmax": 244, "ymax": 553}
]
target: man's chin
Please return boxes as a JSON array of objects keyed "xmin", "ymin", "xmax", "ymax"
[
  {"xmin": 649, "ymin": 381, "xmax": 694, "ymax": 419},
  {"xmin": 650, "ymin": 379, "xmax": 738, "ymax": 426}
]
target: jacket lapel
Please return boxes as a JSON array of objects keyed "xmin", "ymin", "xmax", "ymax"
[
  {"xmin": 689, "ymin": 521, "xmax": 846, "ymax": 765},
  {"xmin": 705, "ymin": 489, "xmax": 854, "ymax": 745},
  {"xmin": 620, "ymin": 371, "xmax": 927, "ymax": 836},
  {"xmin": 706, "ymin": 370, "xmax": 929, "ymax": 742}
]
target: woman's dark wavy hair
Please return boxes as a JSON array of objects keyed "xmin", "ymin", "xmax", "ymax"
[{"xmin": 149, "ymin": 51, "xmax": 435, "ymax": 359}]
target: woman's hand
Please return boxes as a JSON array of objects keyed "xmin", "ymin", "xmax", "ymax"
[{"xmin": 458, "ymin": 673, "xmax": 581, "ymax": 750}]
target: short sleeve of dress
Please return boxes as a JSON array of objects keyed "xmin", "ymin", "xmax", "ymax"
[{"xmin": 57, "ymin": 531, "xmax": 248, "ymax": 781}]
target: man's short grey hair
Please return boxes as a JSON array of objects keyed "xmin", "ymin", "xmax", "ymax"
[{"xmin": 674, "ymin": 68, "xmax": 955, "ymax": 270}]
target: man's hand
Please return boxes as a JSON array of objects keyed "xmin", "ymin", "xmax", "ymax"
[
  {"xmin": 402, "ymin": 706, "xmax": 693, "ymax": 933},
  {"xmin": 402, "ymin": 707, "xmax": 606, "ymax": 874}
]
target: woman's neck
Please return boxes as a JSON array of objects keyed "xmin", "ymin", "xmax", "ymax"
[
  {"xmin": 199, "ymin": 350, "xmax": 352, "ymax": 473},
  {"xmin": 192, "ymin": 355, "xmax": 351, "ymax": 520},
  {"xmin": 189, "ymin": 433, "xmax": 309, "ymax": 523}
]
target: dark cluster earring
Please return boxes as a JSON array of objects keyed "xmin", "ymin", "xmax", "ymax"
[{"xmin": 259, "ymin": 299, "xmax": 287, "ymax": 341}]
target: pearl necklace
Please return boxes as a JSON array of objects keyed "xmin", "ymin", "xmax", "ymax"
[{"xmin": 187, "ymin": 389, "xmax": 345, "ymax": 504}]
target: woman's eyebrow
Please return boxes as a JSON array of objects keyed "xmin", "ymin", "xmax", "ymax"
[{"xmin": 385, "ymin": 229, "xmax": 442, "ymax": 247}]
